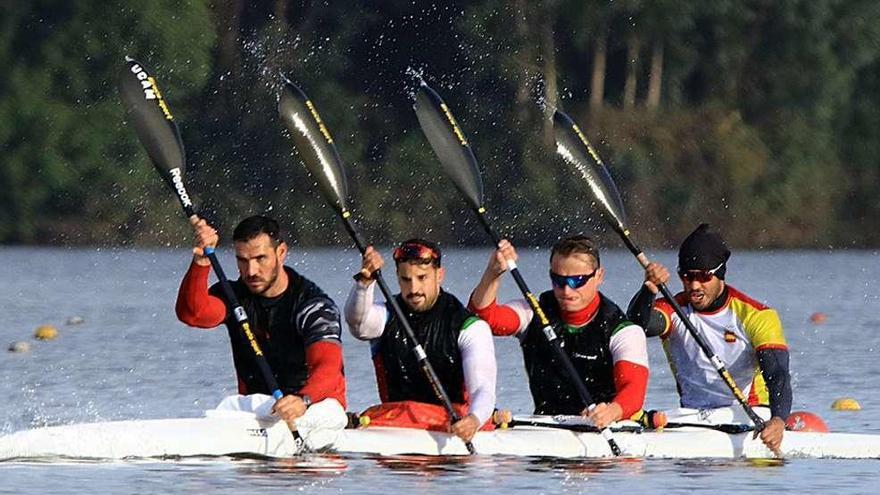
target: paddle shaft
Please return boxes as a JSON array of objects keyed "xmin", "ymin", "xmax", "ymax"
[
  {"xmin": 507, "ymin": 419, "xmax": 752, "ymax": 435},
  {"xmin": 472, "ymin": 208, "xmax": 622, "ymax": 456},
  {"xmin": 179, "ymin": 204, "xmax": 284, "ymax": 402},
  {"xmin": 338, "ymin": 212, "xmax": 476, "ymax": 455},
  {"xmin": 617, "ymin": 230, "xmax": 766, "ymax": 430}
]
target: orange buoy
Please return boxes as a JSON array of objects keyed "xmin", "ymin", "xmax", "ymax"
[
  {"xmin": 785, "ymin": 411, "xmax": 829, "ymax": 432},
  {"xmin": 34, "ymin": 325, "xmax": 58, "ymax": 341},
  {"xmin": 831, "ymin": 398, "xmax": 861, "ymax": 411},
  {"xmin": 809, "ymin": 312, "xmax": 827, "ymax": 324}
]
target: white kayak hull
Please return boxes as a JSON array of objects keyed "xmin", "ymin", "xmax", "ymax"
[{"xmin": 2, "ymin": 412, "xmax": 879, "ymax": 461}]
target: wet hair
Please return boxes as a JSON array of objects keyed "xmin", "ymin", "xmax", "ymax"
[
  {"xmin": 393, "ymin": 238, "xmax": 442, "ymax": 267},
  {"xmin": 232, "ymin": 215, "xmax": 284, "ymax": 246},
  {"xmin": 550, "ymin": 235, "xmax": 600, "ymax": 268}
]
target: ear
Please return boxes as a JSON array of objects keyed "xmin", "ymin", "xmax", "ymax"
[
  {"xmin": 595, "ymin": 266, "xmax": 605, "ymax": 285},
  {"xmin": 276, "ymin": 241, "xmax": 288, "ymax": 263},
  {"xmin": 437, "ymin": 266, "xmax": 446, "ymax": 284}
]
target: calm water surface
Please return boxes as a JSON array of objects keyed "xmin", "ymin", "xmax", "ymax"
[{"xmin": 1, "ymin": 246, "xmax": 878, "ymax": 493}]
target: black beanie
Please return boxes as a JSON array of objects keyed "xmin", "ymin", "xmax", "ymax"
[{"xmin": 678, "ymin": 224, "xmax": 730, "ymax": 279}]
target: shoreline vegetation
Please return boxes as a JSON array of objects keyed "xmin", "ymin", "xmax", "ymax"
[{"xmin": 3, "ymin": 1, "xmax": 879, "ymax": 249}]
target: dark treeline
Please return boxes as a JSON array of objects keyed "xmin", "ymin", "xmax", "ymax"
[{"xmin": 3, "ymin": 0, "xmax": 879, "ymax": 249}]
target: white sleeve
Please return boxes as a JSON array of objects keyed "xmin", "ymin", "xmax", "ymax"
[
  {"xmin": 609, "ymin": 323, "xmax": 649, "ymax": 368},
  {"xmin": 458, "ymin": 319, "xmax": 497, "ymax": 425},
  {"xmin": 504, "ymin": 299, "xmax": 535, "ymax": 339},
  {"xmin": 343, "ymin": 281, "xmax": 388, "ymax": 340}
]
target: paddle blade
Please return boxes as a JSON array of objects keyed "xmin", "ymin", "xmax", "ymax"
[
  {"xmin": 553, "ymin": 110, "xmax": 628, "ymax": 234},
  {"xmin": 413, "ymin": 82, "xmax": 484, "ymax": 210},
  {"xmin": 278, "ymin": 78, "xmax": 349, "ymax": 213},
  {"xmin": 118, "ymin": 57, "xmax": 193, "ymax": 214}
]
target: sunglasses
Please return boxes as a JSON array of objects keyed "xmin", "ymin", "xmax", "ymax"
[
  {"xmin": 678, "ymin": 262, "xmax": 724, "ymax": 283},
  {"xmin": 550, "ymin": 270, "xmax": 598, "ymax": 290},
  {"xmin": 392, "ymin": 243, "xmax": 440, "ymax": 264}
]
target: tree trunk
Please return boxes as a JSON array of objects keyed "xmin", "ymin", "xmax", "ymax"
[
  {"xmin": 646, "ymin": 40, "xmax": 663, "ymax": 110},
  {"xmin": 589, "ymin": 33, "xmax": 607, "ymax": 112},
  {"xmin": 273, "ymin": 0, "xmax": 287, "ymax": 24},
  {"xmin": 513, "ymin": 0, "xmax": 536, "ymax": 125},
  {"xmin": 212, "ymin": 0, "xmax": 243, "ymax": 73},
  {"xmin": 541, "ymin": 20, "xmax": 557, "ymax": 145},
  {"xmin": 623, "ymin": 33, "xmax": 640, "ymax": 109}
]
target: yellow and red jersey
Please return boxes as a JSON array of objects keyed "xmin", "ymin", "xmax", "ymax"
[{"xmin": 654, "ymin": 286, "xmax": 786, "ymax": 409}]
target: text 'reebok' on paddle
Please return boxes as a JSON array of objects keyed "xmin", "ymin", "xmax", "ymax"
[
  {"xmin": 277, "ymin": 78, "xmax": 476, "ymax": 455},
  {"xmin": 413, "ymin": 81, "xmax": 623, "ymax": 457},
  {"xmin": 552, "ymin": 109, "xmax": 768, "ymax": 433},
  {"xmin": 118, "ymin": 57, "xmax": 284, "ymax": 403}
]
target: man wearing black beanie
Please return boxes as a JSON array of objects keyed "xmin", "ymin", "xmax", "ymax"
[{"xmin": 627, "ymin": 224, "xmax": 791, "ymax": 454}]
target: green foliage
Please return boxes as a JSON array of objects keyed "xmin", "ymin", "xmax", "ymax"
[
  {"xmin": 0, "ymin": 0, "xmax": 215, "ymax": 244},
  {"xmin": 1, "ymin": 0, "xmax": 879, "ymax": 247}
]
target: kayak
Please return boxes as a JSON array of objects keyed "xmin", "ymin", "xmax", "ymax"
[{"xmin": 2, "ymin": 407, "xmax": 879, "ymax": 461}]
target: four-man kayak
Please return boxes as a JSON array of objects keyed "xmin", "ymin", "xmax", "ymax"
[{"xmin": 1, "ymin": 404, "xmax": 878, "ymax": 461}]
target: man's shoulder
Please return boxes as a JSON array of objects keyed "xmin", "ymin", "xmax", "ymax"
[
  {"xmin": 440, "ymin": 289, "xmax": 469, "ymax": 307},
  {"xmin": 654, "ymin": 291, "xmax": 689, "ymax": 313},
  {"xmin": 726, "ymin": 285, "xmax": 772, "ymax": 312},
  {"xmin": 597, "ymin": 293, "xmax": 628, "ymax": 320},
  {"xmin": 285, "ymin": 266, "xmax": 336, "ymax": 304}
]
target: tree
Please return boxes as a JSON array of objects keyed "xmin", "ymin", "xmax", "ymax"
[{"xmin": 0, "ymin": 0, "xmax": 215, "ymax": 244}]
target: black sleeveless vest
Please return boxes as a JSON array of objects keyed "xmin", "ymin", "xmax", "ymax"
[
  {"xmin": 373, "ymin": 290, "xmax": 473, "ymax": 404},
  {"xmin": 521, "ymin": 291, "xmax": 630, "ymax": 415},
  {"xmin": 214, "ymin": 267, "xmax": 324, "ymax": 395}
]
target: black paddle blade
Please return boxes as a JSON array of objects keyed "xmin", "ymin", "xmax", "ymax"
[
  {"xmin": 553, "ymin": 110, "xmax": 628, "ymax": 234},
  {"xmin": 118, "ymin": 57, "xmax": 193, "ymax": 214},
  {"xmin": 413, "ymin": 82, "xmax": 484, "ymax": 210},
  {"xmin": 278, "ymin": 78, "xmax": 349, "ymax": 213}
]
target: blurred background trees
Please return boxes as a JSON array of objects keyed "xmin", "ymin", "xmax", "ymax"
[{"xmin": 2, "ymin": 0, "xmax": 878, "ymax": 248}]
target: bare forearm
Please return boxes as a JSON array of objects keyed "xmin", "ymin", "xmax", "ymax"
[{"xmin": 469, "ymin": 270, "xmax": 503, "ymax": 311}]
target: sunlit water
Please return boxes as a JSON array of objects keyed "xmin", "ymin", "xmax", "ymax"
[{"xmin": 1, "ymin": 246, "xmax": 878, "ymax": 493}]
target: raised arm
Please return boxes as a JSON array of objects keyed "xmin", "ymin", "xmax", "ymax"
[
  {"xmin": 175, "ymin": 216, "xmax": 226, "ymax": 328},
  {"xmin": 469, "ymin": 239, "xmax": 517, "ymax": 309},
  {"xmin": 627, "ymin": 261, "xmax": 671, "ymax": 337},
  {"xmin": 468, "ymin": 239, "xmax": 531, "ymax": 336},
  {"xmin": 343, "ymin": 246, "xmax": 388, "ymax": 340}
]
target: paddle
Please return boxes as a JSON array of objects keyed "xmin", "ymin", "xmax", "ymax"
[
  {"xmin": 551, "ymin": 109, "xmax": 768, "ymax": 432},
  {"xmin": 509, "ymin": 420, "xmax": 643, "ymax": 434},
  {"xmin": 507, "ymin": 418, "xmax": 752, "ymax": 435},
  {"xmin": 277, "ymin": 78, "xmax": 477, "ymax": 455},
  {"xmin": 118, "ymin": 57, "xmax": 286, "ymax": 406},
  {"xmin": 413, "ymin": 81, "xmax": 623, "ymax": 456}
]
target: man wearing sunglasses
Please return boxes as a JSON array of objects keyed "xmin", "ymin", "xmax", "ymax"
[
  {"xmin": 469, "ymin": 235, "xmax": 649, "ymax": 429},
  {"xmin": 344, "ymin": 239, "xmax": 496, "ymax": 443},
  {"xmin": 627, "ymin": 223, "xmax": 791, "ymax": 453}
]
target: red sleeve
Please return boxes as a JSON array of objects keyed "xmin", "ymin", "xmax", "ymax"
[
  {"xmin": 298, "ymin": 340, "xmax": 347, "ymax": 409},
  {"xmin": 467, "ymin": 296, "xmax": 522, "ymax": 336},
  {"xmin": 175, "ymin": 262, "xmax": 227, "ymax": 328},
  {"xmin": 653, "ymin": 299, "xmax": 677, "ymax": 339},
  {"xmin": 611, "ymin": 361, "xmax": 649, "ymax": 418}
]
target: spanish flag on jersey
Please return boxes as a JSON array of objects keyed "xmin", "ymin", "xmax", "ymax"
[{"xmin": 654, "ymin": 286, "xmax": 787, "ymax": 410}]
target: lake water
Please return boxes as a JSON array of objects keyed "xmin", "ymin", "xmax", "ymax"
[{"xmin": 1, "ymin": 246, "xmax": 879, "ymax": 493}]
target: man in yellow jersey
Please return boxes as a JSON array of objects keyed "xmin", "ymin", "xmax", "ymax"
[{"xmin": 627, "ymin": 224, "xmax": 790, "ymax": 452}]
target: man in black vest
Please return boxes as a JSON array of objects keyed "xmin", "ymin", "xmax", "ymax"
[
  {"xmin": 344, "ymin": 239, "xmax": 496, "ymax": 442},
  {"xmin": 469, "ymin": 236, "xmax": 649, "ymax": 428},
  {"xmin": 176, "ymin": 215, "xmax": 347, "ymax": 449}
]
